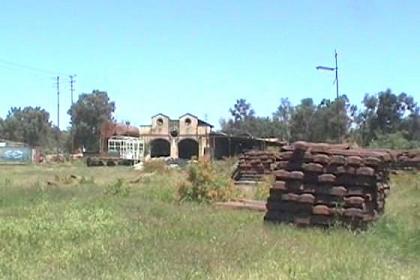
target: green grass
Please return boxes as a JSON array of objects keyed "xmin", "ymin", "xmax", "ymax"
[{"xmin": 0, "ymin": 162, "xmax": 419, "ymax": 279}]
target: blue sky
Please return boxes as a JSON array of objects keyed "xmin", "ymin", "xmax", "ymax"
[{"xmin": 0, "ymin": 0, "xmax": 419, "ymax": 129}]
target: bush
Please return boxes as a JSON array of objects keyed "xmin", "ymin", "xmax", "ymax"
[
  {"xmin": 143, "ymin": 160, "xmax": 167, "ymax": 173},
  {"xmin": 369, "ymin": 132, "xmax": 420, "ymax": 149},
  {"xmin": 178, "ymin": 161, "xmax": 236, "ymax": 203}
]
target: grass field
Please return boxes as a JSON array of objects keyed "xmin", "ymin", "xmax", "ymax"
[{"xmin": 0, "ymin": 162, "xmax": 419, "ymax": 279}]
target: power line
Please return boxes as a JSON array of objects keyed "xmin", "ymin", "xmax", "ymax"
[{"xmin": 0, "ymin": 58, "xmax": 58, "ymax": 76}]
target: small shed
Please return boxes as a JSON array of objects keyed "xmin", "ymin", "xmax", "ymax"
[{"xmin": 0, "ymin": 139, "xmax": 34, "ymax": 164}]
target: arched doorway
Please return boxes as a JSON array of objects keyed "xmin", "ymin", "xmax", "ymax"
[
  {"xmin": 150, "ymin": 138, "xmax": 171, "ymax": 158},
  {"xmin": 178, "ymin": 138, "xmax": 199, "ymax": 159}
]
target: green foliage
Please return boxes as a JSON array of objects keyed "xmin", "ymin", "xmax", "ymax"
[
  {"xmin": 68, "ymin": 90, "xmax": 115, "ymax": 152},
  {"xmin": 254, "ymin": 175, "xmax": 274, "ymax": 200},
  {"xmin": 0, "ymin": 106, "xmax": 56, "ymax": 147},
  {"xmin": 289, "ymin": 96, "xmax": 355, "ymax": 143},
  {"xmin": 0, "ymin": 165, "xmax": 420, "ymax": 278},
  {"xmin": 273, "ymin": 98, "xmax": 294, "ymax": 140},
  {"xmin": 369, "ymin": 132, "xmax": 420, "ymax": 149},
  {"xmin": 178, "ymin": 161, "xmax": 236, "ymax": 202},
  {"xmin": 221, "ymin": 98, "xmax": 289, "ymax": 139},
  {"xmin": 221, "ymin": 90, "xmax": 418, "ymax": 146},
  {"xmin": 136, "ymin": 172, "xmax": 178, "ymax": 203},
  {"xmin": 104, "ymin": 178, "xmax": 130, "ymax": 197},
  {"xmin": 221, "ymin": 116, "xmax": 288, "ymax": 138},
  {"xmin": 355, "ymin": 89, "xmax": 419, "ymax": 146},
  {"xmin": 79, "ymin": 176, "xmax": 95, "ymax": 185},
  {"xmin": 229, "ymin": 98, "xmax": 255, "ymax": 122},
  {"xmin": 221, "ymin": 96, "xmax": 355, "ymax": 142}
]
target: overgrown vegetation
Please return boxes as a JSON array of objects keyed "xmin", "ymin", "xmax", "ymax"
[
  {"xmin": 178, "ymin": 160, "xmax": 237, "ymax": 202},
  {"xmin": 142, "ymin": 159, "xmax": 168, "ymax": 173},
  {"xmin": 254, "ymin": 175, "xmax": 274, "ymax": 201},
  {"xmin": 369, "ymin": 132, "xmax": 420, "ymax": 149},
  {"xmin": 0, "ymin": 164, "xmax": 419, "ymax": 279}
]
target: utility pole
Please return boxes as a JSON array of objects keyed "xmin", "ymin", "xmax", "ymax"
[
  {"xmin": 69, "ymin": 75, "xmax": 76, "ymax": 156},
  {"xmin": 316, "ymin": 50, "xmax": 341, "ymax": 143},
  {"xmin": 335, "ymin": 50, "xmax": 339, "ymax": 100},
  {"xmin": 56, "ymin": 76, "xmax": 60, "ymax": 157},
  {"xmin": 334, "ymin": 50, "xmax": 340, "ymax": 142},
  {"xmin": 70, "ymin": 75, "xmax": 76, "ymax": 104}
]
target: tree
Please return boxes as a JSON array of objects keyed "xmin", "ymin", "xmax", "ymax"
[
  {"xmin": 355, "ymin": 89, "xmax": 418, "ymax": 146},
  {"xmin": 221, "ymin": 116, "xmax": 286, "ymax": 138},
  {"xmin": 402, "ymin": 107, "xmax": 420, "ymax": 141},
  {"xmin": 221, "ymin": 99, "xmax": 286, "ymax": 138},
  {"xmin": 229, "ymin": 99, "xmax": 255, "ymax": 122},
  {"xmin": 0, "ymin": 106, "xmax": 55, "ymax": 147},
  {"xmin": 273, "ymin": 98, "xmax": 294, "ymax": 141},
  {"xmin": 68, "ymin": 90, "xmax": 115, "ymax": 152},
  {"xmin": 222, "ymin": 98, "xmax": 256, "ymax": 135},
  {"xmin": 288, "ymin": 96, "xmax": 354, "ymax": 143},
  {"xmin": 289, "ymin": 98, "xmax": 316, "ymax": 141},
  {"xmin": 313, "ymin": 95, "xmax": 356, "ymax": 142}
]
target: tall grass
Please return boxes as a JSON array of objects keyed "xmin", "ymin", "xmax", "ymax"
[
  {"xmin": 178, "ymin": 161, "xmax": 237, "ymax": 202},
  {"xmin": 0, "ymin": 164, "xmax": 419, "ymax": 279}
]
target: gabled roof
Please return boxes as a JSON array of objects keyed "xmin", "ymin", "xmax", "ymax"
[
  {"xmin": 151, "ymin": 113, "xmax": 170, "ymax": 119},
  {"xmin": 179, "ymin": 113, "xmax": 213, "ymax": 128},
  {"xmin": 179, "ymin": 113, "xmax": 198, "ymax": 119},
  {"xmin": 198, "ymin": 119, "xmax": 214, "ymax": 128}
]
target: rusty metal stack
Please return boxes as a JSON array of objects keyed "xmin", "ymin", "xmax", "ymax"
[
  {"xmin": 264, "ymin": 142, "xmax": 392, "ymax": 228},
  {"xmin": 234, "ymin": 151, "xmax": 277, "ymax": 184}
]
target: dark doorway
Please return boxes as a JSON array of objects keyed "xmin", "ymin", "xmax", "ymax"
[
  {"xmin": 178, "ymin": 139, "xmax": 199, "ymax": 159},
  {"xmin": 150, "ymin": 139, "xmax": 171, "ymax": 157}
]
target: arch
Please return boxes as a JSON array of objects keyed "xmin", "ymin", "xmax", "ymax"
[
  {"xmin": 150, "ymin": 138, "xmax": 171, "ymax": 158},
  {"xmin": 178, "ymin": 138, "xmax": 199, "ymax": 160}
]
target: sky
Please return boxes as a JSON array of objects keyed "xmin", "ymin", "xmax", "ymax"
[{"xmin": 0, "ymin": 0, "xmax": 419, "ymax": 130}]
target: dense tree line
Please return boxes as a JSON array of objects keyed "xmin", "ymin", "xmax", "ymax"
[
  {"xmin": 221, "ymin": 89, "xmax": 420, "ymax": 149},
  {"xmin": 0, "ymin": 107, "xmax": 57, "ymax": 148},
  {"xmin": 0, "ymin": 90, "xmax": 115, "ymax": 153},
  {"xmin": 0, "ymin": 88, "xmax": 418, "ymax": 153}
]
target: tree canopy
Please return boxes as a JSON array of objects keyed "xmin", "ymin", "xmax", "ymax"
[
  {"xmin": 221, "ymin": 99, "xmax": 287, "ymax": 138},
  {"xmin": 1, "ymin": 88, "xmax": 418, "ymax": 152},
  {"xmin": 221, "ymin": 89, "xmax": 419, "ymax": 148},
  {"xmin": 0, "ymin": 106, "xmax": 55, "ymax": 147},
  {"xmin": 68, "ymin": 90, "xmax": 115, "ymax": 152}
]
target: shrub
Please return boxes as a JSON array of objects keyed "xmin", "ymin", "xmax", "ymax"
[
  {"xmin": 369, "ymin": 132, "xmax": 420, "ymax": 149},
  {"xmin": 143, "ymin": 160, "xmax": 167, "ymax": 173},
  {"xmin": 178, "ymin": 161, "xmax": 236, "ymax": 203}
]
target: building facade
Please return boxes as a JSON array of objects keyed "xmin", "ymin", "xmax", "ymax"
[{"xmin": 139, "ymin": 113, "xmax": 213, "ymax": 159}]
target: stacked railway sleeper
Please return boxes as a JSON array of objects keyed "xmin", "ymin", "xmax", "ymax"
[
  {"xmin": 264, "ymin": 141, "xmax": 392, "ymax": 228},
  {"xmin": 368, "ymin": 149, "xmax": 420, "ymax": 170},
  {"xmin": 393, "ymin": 150, "xmax": 420, "ymax": 170},
  {"xmin": 233, "ymin": 151, "xmax": 277, "ymax": 184}
]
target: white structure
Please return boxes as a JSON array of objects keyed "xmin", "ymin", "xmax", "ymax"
[{"xmin": 107, "ymin": 136, "xmax": 145, "ymax": 163}]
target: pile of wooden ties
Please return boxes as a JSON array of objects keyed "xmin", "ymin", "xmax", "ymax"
[
  {"xmin": 233, "ymin": 151, "xmax": 277, "ymax": 184},
  {"xmin": 264, "ymin": 142, "xmax": 392, "ymax": 228}
]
